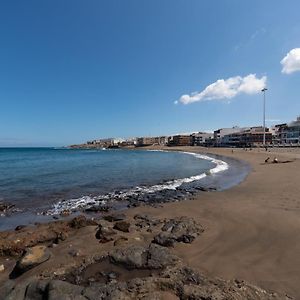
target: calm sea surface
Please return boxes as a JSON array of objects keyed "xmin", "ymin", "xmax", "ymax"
[{"xmin": 0, "ymin": 148, "xmax": 215, "ymax": 212}]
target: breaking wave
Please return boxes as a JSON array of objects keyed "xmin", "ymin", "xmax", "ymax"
[{"xmin": 46, "ymin": 151, "xmax": 228, "ymax": 215}]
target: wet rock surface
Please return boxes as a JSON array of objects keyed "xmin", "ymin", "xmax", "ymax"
[{"xmin": 0, "ymin": 202, "xmax": 20, "ymax": 217}]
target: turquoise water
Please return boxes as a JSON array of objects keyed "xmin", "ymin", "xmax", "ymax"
[{"xmin": 0, "ymin": 148, "xmax": 215, "ymax": 213}]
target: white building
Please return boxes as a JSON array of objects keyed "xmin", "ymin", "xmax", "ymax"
[
  {"xmin": 192, "ymin": 132, "xmax": 213, "ymax": 145},
  {"xmin": 214, "ymin": 127, "xmax": 247, "ymax": 145},
  {"xmin": 274, "ymin": 116, "xmax": 300, "ymax": 145}
]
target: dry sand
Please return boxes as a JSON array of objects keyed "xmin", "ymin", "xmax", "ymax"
[{"xmin": 126, "ymin": 146, "xmax": 300, "ymax": 298}]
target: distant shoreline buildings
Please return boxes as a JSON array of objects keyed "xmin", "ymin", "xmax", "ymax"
[{"xmin": 73, "ymin": 116, "xmax": 300, "ymax": 149}]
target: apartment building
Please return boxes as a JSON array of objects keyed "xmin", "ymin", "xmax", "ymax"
[{"xmin": 274, "ymin": 116, "xmax": 300, "ymax": 145}]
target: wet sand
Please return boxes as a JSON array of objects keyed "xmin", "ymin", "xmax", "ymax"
[{"xmin": 127, "ymin": 146, "xmax": 300, "ymax": 298}]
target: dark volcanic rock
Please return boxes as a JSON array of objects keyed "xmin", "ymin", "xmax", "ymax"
[
  {"xmin": 153, "ymin": 232, "xmax": 177, "ymax": 247},
  {"xmin": 23, "ymin": 280, "xmax": 49, "ymax": 299},
  {"xmin": 54, "ymin": 231, "xmax": 68, "ymax": 244},
  {"xmin": 10, "ymin": 245, "xmax": 51, "ymax": 278},
  {"xmin": 95, "ymin": 222, "xmax": 116, "ymax": 243},
  {"xmin": 3, "ymin": 266, "xmax": 291, "ymax": 300},
  {"xmin": 48, "ymin": 280, "xmax": 84, "ymax": 299},
  {"xmin": 85, "ymin": 205, "xmax": 110, "ymax": 213},
  {"xmin": 113, "ymin": 221, "xmax": 130, "ymax": 233},
  {"xmin": 68, "ymin": 215, "xmax": 97, "ymax": 229},
  {"xmin": 154, "ymin": 217, "xmax": 203, "ymax": 247},
  {"xmin": 103, "ymin": 213, "xmax": 126, "ymax": 222},
  {"xmin": 134, "ymin": 214, "xmax": 161, "ymax": 230},
  {"xmin": 14, "ymin": 225, "xmax": 26, "ymax": 231},
  {"xmin": 0, "ymin": 202, "xmax": 15, "ymax": 212},
  {"xmin": 147, "ymin": 244, "xmax": 178, "ymax": 269},
  {"xmin": 109, "ymin": 245, "xmax": 147, "ymax": 269},
  {"xmin": 109, "ymin": 244, "xmax": 178, "ymax": 270}
]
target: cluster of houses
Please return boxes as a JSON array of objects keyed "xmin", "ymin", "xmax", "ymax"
[{"xmin": 86, "ymin": 116, "xmax": 300, "ymax": 148}]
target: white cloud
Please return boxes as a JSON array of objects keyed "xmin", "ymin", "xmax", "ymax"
[
  {"xmin": 176, "ymin": 74, "xmax": 267, "ymax": 105},
  {"xmin": 281, "ymin": 48, "xmax": 300, "ymax": 74}
]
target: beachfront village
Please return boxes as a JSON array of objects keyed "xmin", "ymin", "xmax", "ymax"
[{"xmin": 73, "ymin": 116, "xmax": 300, "ymax": 149}]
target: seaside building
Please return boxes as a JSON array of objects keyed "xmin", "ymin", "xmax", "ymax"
[
  {"xmin": 169, "ymin": 135, "xmax": 193, "ymax": 146},
  {"xmin": 136, "ymin": 136, "xmax": 167, "ymax": 147},
  {"xmin": 86, "ymin": 138, "xmax": 124, "ymax": 147},
  {"xmin": 221, "ymin": 126, "xmax": 272, "ymax": 147},
  {"xmin": 213, "ymin": 126, "xmax": 245, "ymax": 146},
  {"xmin": 154, "ymin": 136, "xmax": 168, "ymax": 145},
  {"xmin": 191, "ymin": 132, "xmax": 214, "ymax": 146},
  {"xmin": 273, "ymin": 116, "xmax": 300, "ymax": 145},
  {"xmin": 120, "ymin": 138, "xmax": 137, "ymax": 147}
]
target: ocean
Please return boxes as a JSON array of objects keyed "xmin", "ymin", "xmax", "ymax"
[{"xmin": 0, "ymin": 147, "xmax": 234, "ymax": 229}]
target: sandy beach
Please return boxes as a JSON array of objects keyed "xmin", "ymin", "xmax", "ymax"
[
  {"xmin": 1, "ymin": 146, "xmax": 300, "ymax": 299},
  {"xmin": 127, "ymin": 146, "xmax": 300, "ymax": 298}
]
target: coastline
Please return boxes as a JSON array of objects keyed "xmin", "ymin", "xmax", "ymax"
[
  {"xmin": 0, "ymin": 146, "xmax": 299, "ymax": 298},
  {"xmin": 0, "ymin": 149, "xmax": 248, "ymax": 231},
  {"xmin": 128, "ymin": 146, "xmax": 300, "ymax": 298}
]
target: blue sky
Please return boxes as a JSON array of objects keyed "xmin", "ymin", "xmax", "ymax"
[{"xmin": 0, "ymin": 1, "xmax": 300, "ymax": 146}]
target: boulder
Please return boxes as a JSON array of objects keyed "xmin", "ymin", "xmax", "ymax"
[
  {"xmin": 54, "ymin": 231, "xmax": 68, "ymax": 244},
  {"xmin": 114, "ymin": 236, "xmax": 129, "ymax": 247},
  {"xmin": 23, "ymin": 280, "xmax": 49, "ymax": 299},
  {"xmin": 15, "ymin": 225, "xmax": 26, "ymax": 231},
  {"xmin": 154, "ymin": 217, "xmax": 203, "ymax": 246},
  {"xmin": 47, "ymin": 280, "xmax": 85, "ymax": 300},
  {"xmin": 147, "ymin": 244, "xmax": 179, "ymax": 269},
  {"xmin": 109, "ymin": 245, "xmax": 147, "ymax": 269},
  {"xmin": 113, "ymin": 221, "xmax": 130, "ymax": 233},
  {"xmin": 109, "ymin": 244, "xmax": 179, "ymax": 270},
  {"xmin": 95, "ymin": 223, "xmax": 116, "ymax": 243},
  {"xmin": 0, "ymin": 202, "xmax": 15, "ymax": 212},
  {"xmin": 103, "ymin": 213, "xmax": 126, "ymax": 222},
  {"xmin": 10, "ymin": 246, "xmax": 51, "ymax": 278},
  {"xmin": 2, "ymin": 270, "xmax": 290, "ymax": 300},
  {"xmin": 134, "ymin": 214, "xmax": 161, "ymax": 229},
  {"xmin": 153, "ymin": 232, "xmax": 176, "ymax": 247},
  {"xmin": 83, "ymin": 283, "xmax": 130, "ymax": 300},
  {"xmin": 68, "ymin": 215, "xmax": 97, "ymax": 229}
]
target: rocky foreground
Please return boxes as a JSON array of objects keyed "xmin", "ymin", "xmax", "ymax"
[{"xmin": 0, "ymin": 214, "xmax": 292, "ymax": 299}]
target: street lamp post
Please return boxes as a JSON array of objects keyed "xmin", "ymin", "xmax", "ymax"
[{"xmin": 261, "ymin": 87, "xmax": 268, "ymax": 147}]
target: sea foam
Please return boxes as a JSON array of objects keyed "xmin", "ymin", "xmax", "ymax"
[{"xmin": 46, "ymin": 150, "xmax": 228, "ymax": 215}]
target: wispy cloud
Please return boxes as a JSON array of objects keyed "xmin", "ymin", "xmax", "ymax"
[
  {"xmin": 281, "ymin": 48, "xmax": 300, "ymax": 74},
  {"xmin": 175, "ymin": 74, "xmax": 267, "ymax": 105},
  {"xmin": 234, "ymin": 27, "xmax": 266, "ymax": 52}
]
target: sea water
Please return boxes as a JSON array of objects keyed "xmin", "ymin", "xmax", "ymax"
[{"xmin": 0, "ymin": 148, "xmax": 226, "ymax": 214}]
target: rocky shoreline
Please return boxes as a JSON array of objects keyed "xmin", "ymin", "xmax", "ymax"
[
  {"xmin": 0, "ymin": 213, "xmax": 291, "ymax": 299},
  {"xmin": 0, "ymin": 151, "xmax": 249, "ymax": 233}
]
